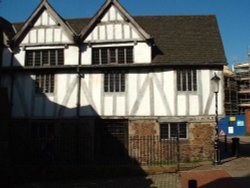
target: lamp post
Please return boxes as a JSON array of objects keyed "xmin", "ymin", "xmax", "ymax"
[{"xmin": 211, "ymin": 73, "xmax": 221, "ymax": 165}]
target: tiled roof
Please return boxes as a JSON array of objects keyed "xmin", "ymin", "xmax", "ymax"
[
  {"xmin": 135, "ymin": 15, "xmax": 227, "ymax": 65},
  {"xmin": 13, "ymin": 15, "xmax": 226, "ymax": 65}
]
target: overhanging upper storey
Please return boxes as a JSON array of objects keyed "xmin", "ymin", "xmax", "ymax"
[
  {"xmin": 13, "ymin": 0, "xmax": 76, "ymax": 47},
  {"xmin": 79, "ymin": 0, "xmax": 151, "ymax": 44}
]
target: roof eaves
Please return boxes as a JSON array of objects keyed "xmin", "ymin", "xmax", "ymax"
[{"xmin": 80, "ymin": 0, "xmax": 151, "ymax": 41}]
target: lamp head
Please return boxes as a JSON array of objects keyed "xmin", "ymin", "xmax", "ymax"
[{"xmin": 211, "ymin": 72, "xmax": 220, "ymax": 93}]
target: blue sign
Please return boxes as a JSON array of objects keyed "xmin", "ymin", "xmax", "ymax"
[{"xmin": 219, "ymin": 115, "xmax": 246, "ymax": 136}]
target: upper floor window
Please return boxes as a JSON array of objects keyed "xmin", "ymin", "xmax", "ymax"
[
  {"xmin": 104, "ymin": 72, "xmax": 125, "ymax": 93},
  {"xmin": 160, "ymin": 123, "xmax": 188, "ymax": 140},
  {"xmin": 35, "ymin": 74, "xmax": 55, "ymax": 94},
  {"xmin": 26, "ymin": 49, "xmax": 64, "ymax": 66},
  {"xmin": 177, "ymin": 69, "xmax": 197, "ymax": 92},
  {"xmin": 92, "ymin": 47, "xmax": 133, "ymax": 65}
]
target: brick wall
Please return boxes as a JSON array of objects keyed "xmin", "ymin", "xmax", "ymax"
[
  {"xmin": 246, "ymin": 110, "xmax": 250, "ymax": 134},
  {"xmin": 128, "ymin": 120, "xmax": 215, "ymax": 163}
]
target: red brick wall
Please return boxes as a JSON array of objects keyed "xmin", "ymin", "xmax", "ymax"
[
  {"xmin": 128, "ymin": 120, "xmax": 215, "ymax": 163},
  {"xmin": 246, "ymin": 110, "xmax": 250, "ymax": 134}
]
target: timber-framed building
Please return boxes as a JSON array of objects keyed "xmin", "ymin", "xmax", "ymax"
[{"xmin": 0, "ymin": 0, "xmax": 226, "ymax": 163}]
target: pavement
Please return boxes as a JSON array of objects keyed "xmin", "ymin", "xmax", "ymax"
[
  {"xmin": 15, "ymin": 173, "xmax": 181, "ymax": 188},
  {"xmin": 180, "ymin": 157, "xmax": 250, "ymax": 188},
  {"xmin": 14, "ymin": 157, "xmax": 250, "ymax": 188},
  {"xmin": 180, "ymin": 135, "xmax": 250, "ymax": 188}
]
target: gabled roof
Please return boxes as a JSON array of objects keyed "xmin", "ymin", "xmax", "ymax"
[
  {"xmin": 13, "ymin": 0, "xmax": 76, "ymax": 46},
  {"xmin": 0, "ymin": 17, "xmax": 16, "ymax": 47},
  {"xmin": 11, "ymin": 0, "xmax": 226, "ymax": 66},
  {"xmin": 79, "ymin": 0, "xmax": 151, "ymax": 41}
]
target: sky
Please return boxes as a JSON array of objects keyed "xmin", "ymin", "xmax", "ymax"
[{"xmin": 1, "ymin": 0, "xmax": 250, "ymax": 68}]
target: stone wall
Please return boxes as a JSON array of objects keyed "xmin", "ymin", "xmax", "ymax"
[{"xmin": 129, "ymin": 119, "xmax": 159, "ymax": 136}]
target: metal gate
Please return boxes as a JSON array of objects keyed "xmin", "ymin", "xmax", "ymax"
[{"xmin": 95, "ymin": 119, "xmax": 129, "ymax": 164}]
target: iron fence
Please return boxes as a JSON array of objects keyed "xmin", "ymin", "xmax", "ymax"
[{"xmin": 5, "ymin": 135, "xmax": 179, "ymax": 167}]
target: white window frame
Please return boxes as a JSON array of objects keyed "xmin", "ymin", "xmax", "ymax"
[{"xmin": 160, "ymin": 122, "xmax": 188, "ymax": 140}]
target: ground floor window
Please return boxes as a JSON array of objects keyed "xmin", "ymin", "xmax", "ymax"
[
  {"xmin": 160, "ymin": 122, "xmax": 188, "ymax": 139},
  {"xmin": 35, "ymin": 74, "xmax": 55, "ymax": 94}
]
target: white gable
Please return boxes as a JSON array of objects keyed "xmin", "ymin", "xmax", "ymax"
[
  {"xmin": 21, "ymin": 10, "xmax": 72, "ymax": 45},
  {"xmin": 85, "ymin": 5, "xmax": 142, "ymax": 42}
]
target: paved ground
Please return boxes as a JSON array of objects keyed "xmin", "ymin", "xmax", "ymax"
[
  {"xmin": 15, "ymin": 173, "xmax": 181, "ymax": 188},
  {"xmin": 180, "ymin": 136, "xmax": 250, "ymax": 188},
  {"xmin": 180, "ymin": 157, "xmax": 250, "ymax": 188}
]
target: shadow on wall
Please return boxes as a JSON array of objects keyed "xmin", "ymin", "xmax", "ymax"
[{"xmin": 0, "ymin": 51, "xmax": 153, "ymax": 187}]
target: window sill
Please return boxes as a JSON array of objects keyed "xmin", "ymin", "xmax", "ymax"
[
  {"xmin": 104, "ymin": 92, "xmax": 126, "ymax": 96},
  {"xmin": 177, "ymin": 91, "xmax": 198, "ymax": 95}
]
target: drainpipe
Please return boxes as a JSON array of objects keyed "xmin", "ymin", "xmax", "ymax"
[
  {"xmin": 76, "ymin": 38, "xmax": 82, "ymax": 164},
  {"xmin": 9, "ymin": 45, "xmax": 15, "ymax": 117},
  {"xmin": 76, "ymin": 42, "xmax": 82, "ymax": 118},
  {"xmin": 8, "ymin": 42, "xmax": 15, "ymax": 166}
]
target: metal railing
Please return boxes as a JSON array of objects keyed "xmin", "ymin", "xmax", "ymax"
[{"xmin": 6, "ymin": 135, "xmax": 179, "ymax": 167}]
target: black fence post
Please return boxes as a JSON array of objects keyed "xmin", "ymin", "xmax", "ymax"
[
  {"xmin": 176, "ymin": 124, "xmax": 180, "ymax": 172},
  {"xmin": 188, "ymin": 179, "xmax": 197, "ymax": 188},
  {"xmin": 232, "ymin": 137, "xmax": 240, "ymax": 157}
]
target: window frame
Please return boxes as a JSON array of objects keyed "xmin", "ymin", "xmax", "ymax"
[
  {"xmin": 25, "ymin": 49, "xmax": 64, "ymax": 67},
  {"xmin": 35, "ymin": 74, "xmax": 55, "ymax": 94},
  {"xmin": 160, "ymin": 122, "xmax": 188, "ymax": 140},
  {"xmin": 177, "ymin": 69, "xmax": 197, "ymax": 92},
  {"xmin": 92, "ymin": 47, "xmax": 133, "ymax": 65},
  {"xmin": 104, "ymin": 71, "xmax": 126, "ymax": 93}
]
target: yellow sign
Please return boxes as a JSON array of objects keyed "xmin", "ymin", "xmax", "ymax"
[{"xmin": 230, "ymin": 116, "xmax": 236, "ymax": 121}]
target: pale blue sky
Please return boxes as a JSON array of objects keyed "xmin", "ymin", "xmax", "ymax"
[{"xmin": 1, "ymin": 0, "xmax": 250, "ymax": 68}]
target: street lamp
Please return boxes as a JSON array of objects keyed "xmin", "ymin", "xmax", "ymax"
[{"xmin": 211, "ymin": 72, "xmax": 221, "ymax": 165}]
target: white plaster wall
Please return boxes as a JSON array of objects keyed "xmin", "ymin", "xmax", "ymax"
[
  {"xmin": 107, "ymin": 25, "xmax": 113, "ymax": 40},
  {"xmin": 85, "ymin": 5, "xmax": 142, "ymax": 42},
  {"xmin": 189, "ymin": 95, "xmax": 199, "ymax": 115},
  {"xmin": 134, "ymin": 42, "xmax": 151, "ymax": 64},
  {"xmin": 33, "ymin": 95, "xmax": 43, "ymax": 117},
  {"xmin": 116, "ymin": 95, "xmax": 126, "ymax": 115},
  {"xmin": 14, "ymin": 49, "xmax": 25, "ymax": 66},
  {"xmin": 38, "ymin": 29, "xmax": 45, "ymax": 43},
  {"xmin": 177, "ymin": 95, "xmax": 186, "ymax": 116},
  {"xmin": 104, "ymin": 95, "xmax": 113, "ymax": 116},
  {"xmin": 30, "ymin": 29, "xmax": 37, "ymax": 43},
  {"xmin": 99, "ymin": 25, "xmax": 106, "ymax": 40},
  {"xmin": 22, "ymin": 35, "xmax": 29, "ymax": 44},
  {"xmin": 115, "ymin": 24, "xmax": 122, "ymax": 40},
  {"xmin": 20, "ymin": 22, "xmax": 72, "ymax": 45},
  {"xmin": 81, "ymin": 45, "xmax": 91, "ymax": 65},
  {"xmin": 136, "ymin": 83, "xmax": 150, "ymax": 116},
  {"xmin": 164, "ymin": 70, "xmax": 175, "ymax": 115},
  {"xmin": 54, "ymin": 28, "xmax": 61, "ymax": 42},
  {"xmin": 86, "ymin": 74, "xmax": 102, "ymax": 114},
  {"xmin": 2, "ymin": 48, "xmax": 11, "ymax": 67},
  {"xmin": 127, "ymin": 72, "xmax": 137, "ymax": 115},
  {"xmin": 201, "ymin": 70, "xmax": 211, "ymax": 113},
  {"xmin": 6, "ymin": 68, "xmax": 224, "ymax": 118},
  {"xmin": 65, "ymin": 46, "xmax": 78, "ymax": 65},
  {"xmin": 46, "ymin": 28, "xmax": 53, "ymax": 43}
]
